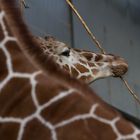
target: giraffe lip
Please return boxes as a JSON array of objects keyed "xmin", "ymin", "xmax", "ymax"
[{"xmin": 111, "ymin": 63, "xmax": 128, "ymax": 77}]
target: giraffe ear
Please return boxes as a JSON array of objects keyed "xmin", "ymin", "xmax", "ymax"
[{"xmin": 44, "ymin": 36, "xmax": 56, "ymax": 41}]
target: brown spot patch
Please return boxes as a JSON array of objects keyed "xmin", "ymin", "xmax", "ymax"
[
  {"xmin": 74, "ymin": 48, "xmax": 82, "ymax": 52},
  {"xmin": 71, "ymin": 67, "xmax": 79, "ymax": 77},
  {"xmin": 95, "ymin": 54, "xmax": 103, "ymax": 61},
  {"xmin": 23, "ymin": 118, "xmax": 51, "ymax": 140},
  {"xmin": 86, "ymin": 118, "xmax": 117, "ymax": 140},
  {"xmin": 41, "ymin": 92, "xmax": 92, "ymax": 125},
  {"xmin": 92, "ymin": 69, "xmax": 99, "ymax": 75},
  {"xmin": 5, "ymin": 41, "xmax": 37, "ymax": 73},
  {"xmin": 41, "ymin": 46, "xmax": 46, "ymax": 51},
  {"xmin": 87, "ymin": 75, "xmax": 93, "ymax": 82},
  {"xmin": 95, "ymin": 105, "xmax": 117, "ymax": 120},
  {"xmin": 79, "ymin": 59, "xmax": 87, "ymax": 65},
  {"xmin": 0, "ymin": 23, "xmax": 5, "ymax": 41},
  {"xmin": 57, "ymin": 120, "xmax": 93, "ymax": 140},
  {"xmin": 0, "ymin": 122, "xmax": 20, "ymax": 140},
  {"xmin": 62, "ymin": 65, "xmax": 70, "ymax": 72},
  {"xmin": 82, "ymin": 53, "xmax": 93, "ymax": 61},
  {"xmin": 97, "ymin": 62, "xmax": 104, "ymax": 66},
  {"xmin": 88, "ymin": 62, "xmax": 95, "ymax": 67},
  {"xmin": 36, "ymin": 74, "xmax": 68, "ymax": 105},
  {"xmin": 79, "ymin": 75, "xmax": 93, "ymax": 83},
  {"xmin": 79, "ymin": 76, "xmax": 87, "ymax": 82},
  {"xmin": 0, "ymin": 78, "xmax": 36, "ymax": 118},
  {"xmin": 57, "ymin": 119, "xmax": 117, "ymax": 140},
  {"xmin": 49, "ymin": 48, "xmax": 53, "ymax": 52},
  {"xmin": 47, "ymin": 43, "xmax": 53, "ymax": 47},
  {"xmin": 75, "ymin": 64, "xmax": 89, "ymax": 73},
  {"xmin": 0, "ymin": 49, "xmax": 8, "ymax": 82},
  {"xmin": 116, "ymin": 118, "xmax": 134, "ymax": 135},
  {"xmin": 59, "ymin": 59, "xmax": 62, "ymax": 63}
]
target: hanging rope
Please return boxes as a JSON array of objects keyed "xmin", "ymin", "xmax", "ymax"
[
  {"xmin": 120, "ymin": 77, "xmax": 140, "ymax": 104},
  {"xmin": 66, "ymin": 0, "xmax": 105, "ymax": 54},
  {"xmin": 66, "ymin": 0, "xmax": 140, "ymax": 105}
]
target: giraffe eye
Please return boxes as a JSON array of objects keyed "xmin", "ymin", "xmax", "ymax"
[{"xmin": 60, "ymin": 49, "xmax": 70, "ymax": 57}]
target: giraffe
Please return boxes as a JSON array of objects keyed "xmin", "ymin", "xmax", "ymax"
[
  {"xmin": 36, "ymin": 36, "xmax": 128, "ymax": 84},
  {"xmin": 0, "ymin": 1, "xmax": 140, "ymax": 140},
  {"xmin": 19, "ymin": 0, "xmax": 128, "ymax": 84}
]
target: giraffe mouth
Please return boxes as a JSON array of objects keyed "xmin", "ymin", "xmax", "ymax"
[{"xmin": 111, "ymin": 63, "xmax": 128, "ymax": 77}]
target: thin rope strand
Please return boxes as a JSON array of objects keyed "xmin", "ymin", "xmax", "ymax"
[
  {"xmin": 120, "ymin": 77, "xmax": 140, "ymax": 105},
  {"xmin": 66, "ymin": 0, "xmax": 105, "ymax": 54}
]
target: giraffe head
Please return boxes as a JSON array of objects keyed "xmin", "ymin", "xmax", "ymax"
[{"xmin": 36, "ymin": 36, "xmax": 128, "ymax": 83}]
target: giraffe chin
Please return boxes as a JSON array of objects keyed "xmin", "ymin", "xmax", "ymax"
[{"xmin": 111, "ymin": 64, "xmax": 128, "ymax": 77}]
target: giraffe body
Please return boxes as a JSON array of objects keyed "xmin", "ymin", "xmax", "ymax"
[{"xmin": 0, "ymin": 0, "xmax": 140, "ymax": 140}]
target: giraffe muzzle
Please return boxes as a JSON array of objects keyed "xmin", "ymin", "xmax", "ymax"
[{"xmin": 111, "ymin": 61, "xmax": 128, "ymax": 77}]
